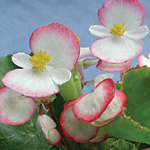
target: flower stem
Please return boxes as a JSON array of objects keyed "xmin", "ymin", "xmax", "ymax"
[
  {"xmin": 39, "ymin": 104, "xmax": 43, "ymax": 116},
  {"xmin": 46, "ymin": 103, "xmax": 72, "ymax": 150}
]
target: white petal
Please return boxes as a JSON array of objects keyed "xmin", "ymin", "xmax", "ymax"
[
  {"xmin": 30, "ymin": 23, "xmax": 80, "ymax": 71},
  {"xmin": 138, "ymin": 54, "xmax": 150, "ymax": 67},
  {"xmin": 124, "ymin": 26, "xmax": 149, "ymax": 40},
  {"xmin": 96, "ymin": 60, "xmax": 131, "ymax": 72},
  {"xmin": 46, "ymin": 66, "xmax": 71, "ymax": 85},
  {"xmin": 0, "ymin": 87, "xmax": 35, "ymax": 125},
  {"xmin": 60, "ymin": 105, "xmax": 98, "ymax": 143},
  {"xmin": 90, "ymin": 36, "xmax": 144, "ymax": 63},
  {"xmin": 2, "ymin": 69, "xmax": 59, "ymax": 97},
  {"xmin": 80, "ymin": 47, "xmax": 92, "ymax": 58},
  {"xmin": 94, "ymin": 73, "xmax": 114, "ymax": 87},
  {"xmin": 98, "ymin": 0, "xmax": 145, "ymax": 30},
  {"xmin": 89, "ymin": 25, "xmax": 111, "ymax": 37},
  {"xmin": 96, "ymin": 90, "xmax": 126, "ymax": 122},
  {"xmin": 12, "ymin": 53, "xmax": 32, "ymax": 69}
]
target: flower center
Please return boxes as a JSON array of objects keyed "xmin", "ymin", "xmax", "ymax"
[
  {"xmin": 29, "ymin": 50, "xmax": 50, "ymax": 72},
  {"xmin": 110, "ymin": 23, "xmax": 126, "ymax": 37}
]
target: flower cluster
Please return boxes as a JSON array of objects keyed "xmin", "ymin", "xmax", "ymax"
[{"xmin": 0, "ymin": 0, "xmax": 149, "ymax": 148}]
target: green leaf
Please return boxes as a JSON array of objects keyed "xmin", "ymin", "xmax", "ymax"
[
  {"xmin": 112, "ymin": 139, "xmax": 137, "ymax": 150},
  {"xmin": 106, "ymin": 67, "xmax": 150, "ymax": 144},
  {"xmin": 0, "ymin": 106, "xmax": 52, "ymax": 150}
]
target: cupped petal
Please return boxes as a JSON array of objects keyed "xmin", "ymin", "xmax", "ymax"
[
  {"xmin": 36, "ymin": 115, "xmax": 61, "ymax": 145},
  {"xmin": 79, "ymin": 58, "xmax": 99, "ymax": 69},
  {"xmin": 94, "ymin": 73, "xmax": 114, "ymax": 87},
  {"xmin": 89, "ymin": 25, "xmax": 111, "ymax": 37},
  {"xmin": 0, "ymin": 87, "xmax": 35, "ymax": 125},
  {"xmin": 91, "ymin": 119, "xmax": 114, "ymax": 127},
  {"xmin": 124, "ymin": 26, "xmax": 149, "ymax": 40},
  {"xmin": 60, "ymin": 105, "xmax": 99, "ymax": 143},
  {"xmin": 46, "ymin": 66, "xmax": 71, "ymax": 85},
  {"xmin": 80, "ymin": 47, "xmax": 92, "ymax": 58},
  {"xmin": 12, "ymin": 53, "xmax": 33, "ymax": 69},
  {"xmin": 73, "ymin": 79, "xmax": 115, "ymax": 122},
  {"xmin": 98, "ymin": 0, "xmax": 145, "ymax": 30},
  {"xmin": 138, "ymin": 54, "xmax": 150, "ymax": 67},
  {"xmin": 96, "ymin": 59, "xmax": 131, "ymax": 72},
  {"xmin": 90, "ymin": 127, "xmax": 107, "ymax": 143},
  {"xmin": 46, "ymin": 129, "xmax": 61, "ymax": 145},
  {"xmin": 2, "ymin": 69, "xmax": 59, "ymax": 97},
  {"xmin": 29, "ymin": 23, "xmax": 80, "ymax": 71},
  {"xmin": 90, "ymin": 36, "xmax": 144, "ymax": 63},
  {"xmin": 95, "ymin": 90, "xmax": 126, "ymax": 122}
]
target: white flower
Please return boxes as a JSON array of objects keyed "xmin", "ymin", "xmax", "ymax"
[
  {"xmin": 2, "ymin": 23, "xmax": 80, "ymax": 97},
  {"xmin": 89, "ymin": 0, "xmax": 149, "ymax": 64}
]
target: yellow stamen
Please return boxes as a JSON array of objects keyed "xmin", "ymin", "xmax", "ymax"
[
  {"xmin": 75, "ymin": 34, "xmax": 80, "ymax": 43},
  {"xmin": 110, "ymin": 23, "xmax": 126, "ymax": 36},
  {"xmin": 29, "ymin": 50, "xmax": 50, "ymax": 72}
]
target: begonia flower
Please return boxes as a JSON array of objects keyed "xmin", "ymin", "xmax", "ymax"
[
  {"xmin": 89, "ymin": 0, "xmax": 149, "ymax": 64},
  {"xmin": 138, "ymin": 53, "xmax": 150, "ymax": 67},
  {"xmin": 36, "ymin": 114, "xmax": 61, "ymax": 145},
  {"xmin": 0, "ymin": 86, "xmax": 35, "ymax": 125},
  {"xmin": 73, "ymin": 79, "xmax": 126, "ymax": 123},
  {"xmin": 2, "ymin": 23, "xmax": 80, "ymax": 97}
]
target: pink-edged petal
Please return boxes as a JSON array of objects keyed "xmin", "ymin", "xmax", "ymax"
[
  {"xmin": 89, "ymin": 25, "xmax": 111, "ymax": 37},
  {"xmin": 80, "ymin": 47, "xmax": 92, "ymax": 58},
  {"xmin": 36, "ymin": 115, "xmax": 61, "ymax": 145},
  {"xmin": 90, "ymin": 36, "xmax": 144, "ymax": 63},
  {"xmin": 60, "ymin": 105, "xmax": 99, "ymax": 143},
  {"xmin": 94, "ymin": 73, "xmax": 114, "ymax": 87},
  {"xmin": 46, "ymin": 66, "xmax": 71, "ymax": 85},
  {"xmin": 30, "ymin": 23, "xmax": 80, "ymax": 71},
  {"xmin": 64, "ymin": 99, "xmax": 76, "ymax": 109},
  {"xmin": 124, "ymin": 26, "xmax": 149, "ymax": 40},
  {"xmin": 138, "ymin": 54, "xmax": 150, "ymax": 67},
  {"xmin": 148, "ymin": 53, "xmax": 150, "ymax": 59},
  {"xmin": 79, "ymin": 58, "xmax": 99, "ymax": 69},
  {"xmin": 96, "ymin": 59, "xmax": 131, "ymax": 72},
  {"xmin": 90, "ymin": 127, "xmax": 107, "ymax": 143},
  {"xmin": 2, "ymin": 69, "xmax": 59, "ymax": 97},
  {"xmin": 12, "ymin": 53, "xmax": 33, "ymax": 69},
  {"xmin": 96, "ymin": 90, "xmax": 126, "ymax": 122},
  {"xmin": 91, "ymin": 119, "xmax": 114, "ymax": 127},
  {"xmin": 0, "ymin": 87, "xmax": 35, "ymax": 125},
  {"xmin": 46, "ymin": 129, "xmax": 61, "ymax": 145},
  {"xmin": 98, "ymin": 0, "xmax": 145, "ymax": 29},
  {"xmin": 73, "ymin": 79, "xmax": 115, "ymax": 122}
]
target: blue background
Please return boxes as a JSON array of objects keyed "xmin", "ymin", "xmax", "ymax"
[{"xmin": 0, "ymin": 0, "xmax": 149, "ymax": 94}]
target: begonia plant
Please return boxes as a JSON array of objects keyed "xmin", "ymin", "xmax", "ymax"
[{"xmin": 1, "ymin": 0, "xmax": 150, "ymax": 150}]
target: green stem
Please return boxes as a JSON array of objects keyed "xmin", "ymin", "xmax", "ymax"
[{"xmin": 46, "ymin": 103, "xmax": 72, "ymax": 150}]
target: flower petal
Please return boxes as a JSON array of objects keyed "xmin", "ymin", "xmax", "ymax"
[
  {"xmin": 96, "ymin": 90, "xmax": 126, "ymax": 122},
  {"xmin": 12, "ymin": 53, "xmax": 32, "ymax": 69},
  {"xmin": 80, "ymin": 47, "xmax": 92, "ymax": 58},
  {"xmin": 90, "ymin": 36, "xmax": 144, "ymax": 63},
  {"xmin": 60, "ymin": 105, "xmax": 98, "ymax": 143},
  {"xmin": 47, "ymin": 129, "xmax": 61, "ymax": 145},
  {"xmin": 2, "ymin": 69, "xmax": 59, "ymax": 97},
  {"xmin": 96, "ymin": 59, "xmax": 131, "ymax": 72},
  {"xmin": 90, "ymin": 127, "xmax": 107, "ymax": 143},
  {"xmin": 46, "ymin": 66, "xmax": 71, "ymax": 85},
  {"xmin": 124, "ymin": 26, "xmax": 149, "ymax": 40},
  {"xmin": 89, "ymin": 25, "xmax": 111, "ymax": 37},
  {"xmin": 98, "ymin": 0, "xmax": 145, "ymax": 29},
  {"xmin": 29, "ymin": 23, "xmax": 80, "ymax": 71},
  {"xmin": 73, "ymin": 79, "xmax": 115, "ymax": 122},
  {"xmin": 138, "ymin": 54, "xmax": 150, "ymax": 67},
  {"xmin": 94, "ymin": 73, "xmax": 114, "ymax": 87},
  {"xmin": 91, "ymin": 119, "xmax": 114, "ymax": 127},
  {"xmin": 0, "ymin": 87, "xmax": 35, "ymax": 125}
]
